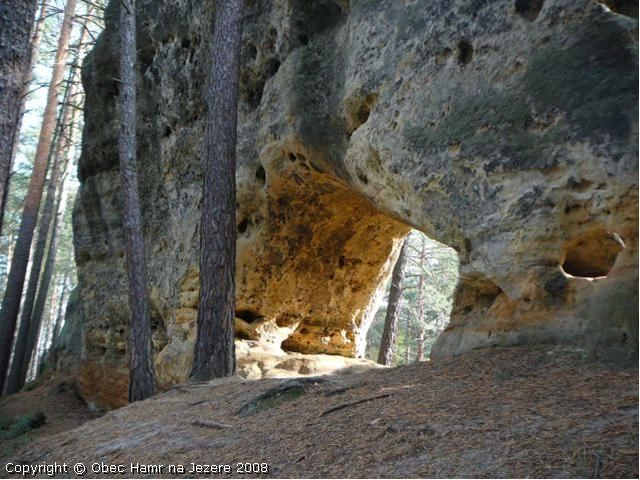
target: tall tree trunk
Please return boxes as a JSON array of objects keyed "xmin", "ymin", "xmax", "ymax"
[
  {"xmin": 416, "ymin": 237, "xmax": 427, "ymax": 362},
  {"xmin": 119, "ymin": 0, "xmax": 156, "ymax": 402},
  {"xmin": 190, "ymin": 0, "xmax": 244, "ymax": 381},
  {"xmin": 18, "ymin": 165, "xmax": 69, "ymax": 385},
  {"xmin": 0, "ymin": 0, "xmax": 77, "ymax": 393},
  {"xmin": 404, "ymin": 313, "xmax": 411, "ymax": 364},
  {"xmin": 377, "ymin": 237, "xmax": 409, "ymax": 366},
  {"xmin": 48, "ymin": 270, "xmax": 68, "ymax": 366},
  {"xmin": 0, "ymin": 0, "xmax": 38, "ymax": 239},
  {"xmin": 5, "ymin": 7, "xmax": 90, "ymax": 394},
  {"xmin": 6, "ymin": 81, "xmax": 72, "ymax": 392},
  {"xmin": 1, "ymin": 0, "xmax": 50, "ymax": 238}
]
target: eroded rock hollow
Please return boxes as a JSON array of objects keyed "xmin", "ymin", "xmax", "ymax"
[{"xmin": 72, "ymin": 0, "xmax": 638, "ymax": 408}]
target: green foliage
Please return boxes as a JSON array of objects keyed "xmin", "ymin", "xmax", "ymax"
[
  {"xmin": 366, "ymin": 231, "xmax": 459, "ymax": 365},
  {"xmin": 0, "ymin": 412, "xmax": 46, "ymax": 440},
  {"xmin": 238, "ymin": 380, "xmax": 309, "ymax": 417}
]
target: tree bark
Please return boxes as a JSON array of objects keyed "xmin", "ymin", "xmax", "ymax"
[
  {"xmin": 0, "ymin": 0, "xmax": 38, "ymax": 240},
  {"xmin": 190, "ymin": 0, "xmax": 244, "ymax": 381},
  {"xmin": 48, "ymin": 270, "xmax": 69, "ymax": 366},
  {"xmin": 404, "ymin": 313, "xmax": 411, "ymax": 364},
  {"xmin": 0, "ymin": 0, "xmax": 77, "ymax": 393},
  {"xmin": 119, "ymin": 0, "xmax": 156, "ymax": 402},
  {"xmin": 0, "ymin": 0, "xmax": 49, "ymax": 239},
  {"xmin": 5, "ymin": 5, "xmax": 91, "ymax": 394},
  {"xmin": 416, "ymin": 237, "xmax": 427, "ymax": 361},
  {"xmin": 377, "ymin": 237, "xmax": 409, "ymax": 366}
]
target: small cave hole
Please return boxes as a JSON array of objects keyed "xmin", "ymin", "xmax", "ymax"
[
  {"xmin": 457, "ymin": 40, "xmax": 474, "ymax": 65},
  {"xmin": 515, "ymin": 0, "xmax": 545, "ymax": 21},
  {"xmin": 247, "ymin": 43, "xmax": 258, "ymax": 60},
  {"xmin": 356, "ymin": 104, "xmax": 371, "ymax": 126},
  {"xmin": 237, "ymin": 217, "xmax": 250, "ymax": 235},
  {"xmin": 266, "ymin": 58, "xmax": 281, "ymax": 78},
  {"xmin": 288, "ymin": 152, "xmax": 297, "ymax": 162},
  {"xmin": 298, "ymin": 33, "xmax": 309, "ymax": 45},
  {"xmin": 346, "ymin": 94, "xmax": 377, "ymax": 136},
  {"xmin": 561, "ymin": 229, "xmax": 625, "ymax": 278},
  {"xmin": 567, "ymin": 177, "xmax": 593, "ymax": 193},
  {"xmin": 357, "ymin": 172, "xmax": 369, "ymax": 184},
  {"xmin": 338, "ymin": 255, "xmax": 346, "ymax": 268},
  {"xmin": 255, "ymin": 165, "xmax": 266, "ymax": 185},
  {"xmin": 236, "ymin": 309, "xmax": 263, "ymax": 324}
]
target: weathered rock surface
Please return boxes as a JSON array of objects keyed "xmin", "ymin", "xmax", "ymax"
[{"xmin": 73, "ymin": 0, "xmax": 638, "ymax": 408}]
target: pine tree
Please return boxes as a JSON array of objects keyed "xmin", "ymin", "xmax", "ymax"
[
  {"xmin": 0, "ymin": 0, "xmax": 77, "ymax": 393},
  {"xmin": 377, "ymin": 237, "xmax": 409, "ymax": 366},
  {"xmin": 0, "ymin": 0, "xmax": 39, "ymax": 239},
  {"xmin": 5, "ymin": 4, "xmax": 92, "ymax": 393},
  {"xmin": 1, "ymin": 0, "xmax": 50, "ymax": 239},
  {"xmin": 119, "ymin": 0, "xmax": 156, "ymax": 402},
  {"xmin": 191, "ymin": 0, "xmax": 245, "ymax": 381}
]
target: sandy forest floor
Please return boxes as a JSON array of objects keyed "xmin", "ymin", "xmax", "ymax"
[{"xmin": 0, "ymin": 345, "xmax": 637, "ymax": 478}]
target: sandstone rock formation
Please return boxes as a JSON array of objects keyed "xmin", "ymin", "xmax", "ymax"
[{"xmin": 72, "ymin": 0, "xmax": 638, "ymax": 408}]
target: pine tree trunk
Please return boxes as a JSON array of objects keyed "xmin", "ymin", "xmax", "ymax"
[
  {"xmin": 6, "ymin": 80, "xmax": 72, "ymax": 393},
  {"xmin": 404, "ymin": 313, "xmax": 411, "ymax": 364},
  {"xmin": 5, "ymin": 6, "xmax": 90, "ymax": 394},
  {"xmin": 377, "ymin": 237, "xmax": 409, "ymax": 366},
  {"xmin": 20, "ymin": 167, "xmax": 69, "ymax": 384},
  {"xmin": 119, "ymin": 0, "xmax": 156, "ymax": 402},
  {"xmin": 0, "ymin": 0, "xmax": 49, "ymax": 239},
  {"xmin": 190, "ymin": 0, "xmax": 244, "ymax": 381},
  {"xmin": 0, "ymin": 0, "xmax": 77, "ymax": 393},
  {"xmin": 416, "ymin": 237, "xmax": 427, "ymax": 362},
  {"xmin": 0, "ymin": 0, "xmax": 38, "ymax": 240},
  {"xmin": 48, "ymin": 270, "xmax": 68, "ymax": 366}
]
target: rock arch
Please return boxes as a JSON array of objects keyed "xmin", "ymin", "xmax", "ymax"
[{"xmin": 72, "ymin": 0, "xmax": 637, "ymax": 408}]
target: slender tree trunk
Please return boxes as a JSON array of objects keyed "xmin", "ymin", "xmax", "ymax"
[
  {"xmin": 119, "ymin": 0, "xmax": 156, "ymax": 402},
  {"xmin": 404, "ymin": 313, "xmax": 411, "ymax": 364},
  {"xmin": 19, "ymin": 174, "xmax": 67, "ymax": 384},
  {"xmin": 1, "ymin": 0, "xmax": 50, "ymax": 238},
  {"xmin": 0, "ymin": 0, "xmax": 77, "ymax": 393},
  {"xmin": 5, "ymin": 7, "xmax": 90, "ymax": 394},
  {"xmin": 377, "ymin": 237, "xmax": 409, "ymax": 366},
  {"xmin": 48, "ymin": 270, "xmax": 68, "ymax": 366},
  {"xmin": 416, "ymin": 237, "xmax": 427, "ymax": 361},
  {"xmin": 0, "ymin": 0, "xmax": 38, "ymax": 240},
  {"xmin": 6, "ymin": 80, "xmax": 72, "ymax": 393},
  {"xmin": 190, "ymin": 0, "xmax": 244, "ymax": 381}
]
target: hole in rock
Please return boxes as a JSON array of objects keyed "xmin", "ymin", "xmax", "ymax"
[
  {"xmin": 236, "ymin": 309, "xmax": 264, "ymax": 324},
  {"xmin": 365, "ymin": 230, "xmax": 459, "ymax": 364},
  {"xmin": 298, "ymin": 33, "xmax": 309, "ymax": 45},
  {"xmin": 266, "ymin": 58, "xmax": 281, "ymax": 78},
  {"xmin": 457, "ymin": 40, "xmax": 473, "ymax": 65},
  {"xmin": 561, "ymin": 229, "xmax": 625, "ymax": 278},
  {"xmin": 237, "ymin": 217, "xmax": 250, "ymax": 235},
  {"xmin": 345, "ymin": 94, "xmax": 378, "ymax": 136},
  {"xmin": 515, "ymin": 0, "xmax": 545, "ymax": 21},
  {"xmin": 247, "ymin": 43, "xmax": 258, "ymax": 60},
  {"xmin": 255, "ymin": 165, "xmax": 266, "ymax": 185}
]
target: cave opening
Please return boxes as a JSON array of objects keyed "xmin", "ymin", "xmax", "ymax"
[
  {"xmin": 364, "ymin": 230, "xmax": 459, "ymax": 365},
  {"xmin": 561, "ymin": 228, "xmax": 625, "ymax": 278}
]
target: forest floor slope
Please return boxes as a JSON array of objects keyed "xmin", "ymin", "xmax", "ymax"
[{"xmin": 1, "ymin": 345, "xmax": 638, "ymax": 478}]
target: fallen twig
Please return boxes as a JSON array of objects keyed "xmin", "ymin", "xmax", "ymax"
[{"xmin": 320, "ymin": 393, "xmax": 391, "ymax": 417}]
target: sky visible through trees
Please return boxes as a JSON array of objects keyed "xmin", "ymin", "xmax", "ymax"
[{"xmin": 0, "ymin": 0, "xmax": 106, "ymax": 385}]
